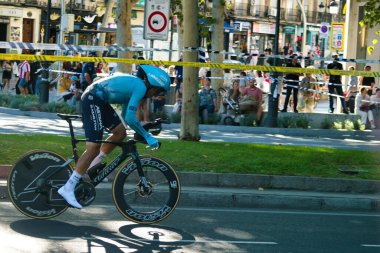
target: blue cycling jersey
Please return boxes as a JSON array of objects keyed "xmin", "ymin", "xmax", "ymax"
[{"xmin": 87, "ymin": 72, "xmax": 150, "ymax": 139}]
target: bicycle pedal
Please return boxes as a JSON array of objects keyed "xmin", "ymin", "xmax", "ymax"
[{"xmin": 75, "ymin": 181, "xmax": 96, "ymax": 207}]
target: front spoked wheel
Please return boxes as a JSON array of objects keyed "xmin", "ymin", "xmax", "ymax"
[
  {"xmin": 7, "ymin": 150, "xmax": 73, "ymax": 219},
  {"xmin": 113, "ymin": 155, "xmax": 180, "ymax": 224}
]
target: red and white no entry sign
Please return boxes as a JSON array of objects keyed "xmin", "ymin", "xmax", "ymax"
[
  {"xmin": 147, "ymin": 11, "xmax": 167, "ymax": 33},
  {"xmin": 144, "ymin": 0, "xmax": 170, "ymax": 41}
]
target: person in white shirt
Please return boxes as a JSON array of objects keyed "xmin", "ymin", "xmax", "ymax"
[{"xmin": 355, "ymin": 87, "xmax": 375, "ymax": 129}]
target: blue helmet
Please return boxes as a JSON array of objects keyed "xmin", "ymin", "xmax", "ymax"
[{"xmin": 139, "ymin": 65, "xmax": 171, "ymax": 92}]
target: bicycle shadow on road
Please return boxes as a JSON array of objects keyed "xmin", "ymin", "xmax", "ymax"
[{"xmin": 10, "ymin": 219, "xmax": 195, "ymax": 252}]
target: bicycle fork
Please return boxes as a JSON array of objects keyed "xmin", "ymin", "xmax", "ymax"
[{"xmin": 131, "ymin": 153, "xmax": 152, "ymax": 196}]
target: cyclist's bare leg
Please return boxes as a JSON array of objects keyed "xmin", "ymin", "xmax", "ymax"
[{"xmin": 89, "ymin": 123, "xmax": 126, "ymax": 168}]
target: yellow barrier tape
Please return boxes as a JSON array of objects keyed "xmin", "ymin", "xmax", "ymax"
[{"xmin": 1, "ymin": 53, "xmax": 379, "ymax": 78}]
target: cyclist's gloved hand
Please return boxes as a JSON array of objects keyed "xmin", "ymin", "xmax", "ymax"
[{"xmin": 146, "ymin": 135, "xmax": 159, "ymax": 149}]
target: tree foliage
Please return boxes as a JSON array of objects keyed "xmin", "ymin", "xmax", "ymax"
[{"xmin": 362, "ymin": 0, "xmax": 380, "ymax": 28}]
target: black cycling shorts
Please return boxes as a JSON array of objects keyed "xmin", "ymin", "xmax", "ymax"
[{"xmin": 81, "ymin": 92, "xmax": 122, "ymax": 142}]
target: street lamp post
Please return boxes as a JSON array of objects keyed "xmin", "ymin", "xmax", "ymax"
[{"xmin": 319, "ymin": 0, "xmax": 339, "ymax": 68}]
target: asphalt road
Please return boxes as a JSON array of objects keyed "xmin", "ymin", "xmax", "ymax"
[
  {"xmin": 1, "ymin": 202, "xmax": 380, "ymax": 253},
  {"xmin": 1, "ymin": 111, "xmax": 380, "ymax": 150}
]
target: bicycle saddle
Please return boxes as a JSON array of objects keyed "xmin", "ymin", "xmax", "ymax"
[{"xmin": 57, "ymin": 113, "xmax": 83, "ymax": 120}]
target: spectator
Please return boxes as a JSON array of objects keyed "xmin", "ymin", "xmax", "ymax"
[
  {"xmin": 199, "ymin": 78, "xmax": 217, "ymax": 124},
  {"xmin": 173, "ymin": 81, "xmax": 183, "ymax": 114},
  {"xmin": 355, "ymin": 87, "xmax": 375, "ymax": 129},
  {"xmin": 345, "ymin": 66, "xmax": 359, "ymax": 113},
  {"xmin": 81, "ymin": 51, "xmax": 97, "ymax": 90},
  {"xmin": 281, "ymin": 56, "xmax": 302, "ymax": 113},
  {"xmin": 58, "ymin": 73, "xmax": 72, "ymax": 101},
  {"xmin": 71, "ymin": 62, "xmax": 82, "ymax": 78},
  {"xmin": 298, "ymin": 72, "xmax": 318, "ymax": 113},
  {"xmin": 96, "ymin": 62, "xmax": 104, "ymax": 74},
  {"xmin": 359, "ymin": 65, "xmax": 376, "ymax": 96},
  {"xmin": 239, "ymin": 71, "xmax": 247, "ymax": 93},
  {"xmin": 18, "ymin": 60, "xmax": 30, "ymax": 96},
  {"xmin": 223, "ymin": 69, "xmax": 233, "ymax": 89},
  {"xmin": 283, "ymin": 42, "xmax": 290, "ymax": 56},
  {"xmin": 2, "ymin": 60, "xmax": 12, "ymax": 93},
  {"xmin": 326, "ymin": 52, "xmax": 348, "ymax": 114},
  {"xmin": 370, "ymin": 88, "xmax": 380, "ymax": 126},
  {"xmin": 239, "ymin": 78, "xmax": 263, "ymax": 124},
  {"xmin": 174, "ymin": 56, "xmax": 183, "ymax": 84},
  {"xmin": 69, "ymin": 76, "xmax": 83, "ymax": 113},
  {"xmin": 305, "ymin": 51, "xmax": 314, "ymax": 67},
  {"xmin": 228, "ymin": 80, "xmax": 241, "ymax": 102}
]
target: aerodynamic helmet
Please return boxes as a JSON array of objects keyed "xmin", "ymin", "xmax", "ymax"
[{"xmin": 139, "ymin": 65, "xmax": 171, "ymax": 92}]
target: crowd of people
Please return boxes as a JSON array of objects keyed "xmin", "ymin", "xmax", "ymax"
[{"xmin": 0, "ymin": 48, "xmax": 379, "ymax": 129}]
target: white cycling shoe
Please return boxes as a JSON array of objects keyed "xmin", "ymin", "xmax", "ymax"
[{"xmin": 58, "ymin": 186, "xmax": 83, "ymax": 209}]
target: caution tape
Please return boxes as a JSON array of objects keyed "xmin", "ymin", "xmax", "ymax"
[
  {"xmin": 1, "ymin": 41, "xmax": 379, "ymax": 64},
  {"xmin": 1, "ymin": 53, "xmax": 379, "ymax": 78}
]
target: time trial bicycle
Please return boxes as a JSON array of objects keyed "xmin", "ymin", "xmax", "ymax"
[{"xmin": 7, "ymin": 113, "xmax": 180, "ymax": 224}]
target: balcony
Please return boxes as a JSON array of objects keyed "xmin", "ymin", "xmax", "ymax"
[
  {"xmin": 29, "ymin": 0, "xmax": 97, "ymax": 11},
  {"xmin": 232, "ymin": 4, "xmax": 344, "ymax": 24}
]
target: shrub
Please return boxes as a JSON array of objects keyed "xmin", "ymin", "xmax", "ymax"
[
  {"xmin": 320, "ymin": 117, "xmax": 333, "ymax": 129},
  {"xmin": 353, "ymin": 119, "xmax": 365, "ymax": 131},
  {"xmin": 239, "ymin": 114, "xmax": 257, "ymax": 126},
  {"xmin": 278, "ymin": 116, "xmax": 295, "ymax": 128},
  {"xmin": 295, "ymin": 116, "xmax": 310, "ymax": 129},
  {"xmin": 170, "ymin": 112, "xmax": 181, "ymax": 123}
]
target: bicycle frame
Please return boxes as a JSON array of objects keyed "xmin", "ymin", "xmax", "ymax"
[{"xmin": 62, "ymin": 115, "xmax": 149, "ymax": 188}]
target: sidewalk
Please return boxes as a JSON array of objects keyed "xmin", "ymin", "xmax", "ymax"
[{"xmin": 0, "ymin": 106, "xmax": 377, "ymax": 140}]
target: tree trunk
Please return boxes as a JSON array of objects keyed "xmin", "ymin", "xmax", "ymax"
[
  {"xmin": 98, "ymin": 0, "xmax": 115, "ymax": 52},
  {"xmin": 179, "ymin": 0, "xmax": 200, "ymax": 141},
  {"xmin": 115, "ymin": 0, "xmax": 138, "ymax": 72},
  {"xmin": 211, "ymin": 0, "xmax": 224, "ymax": 111}
]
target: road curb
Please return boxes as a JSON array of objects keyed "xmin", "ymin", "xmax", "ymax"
[
  {"xmin": 2, "ymin": 182, "xmax": 379, "ymax": 212},
  {"xmin": 2, "ymin": 168, "xmax": 379, "ymax": 193}
]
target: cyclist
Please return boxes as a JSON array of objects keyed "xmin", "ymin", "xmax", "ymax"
[{"xmin": 58, "ymin": 65, "xmax": 171, "ymax": 208}]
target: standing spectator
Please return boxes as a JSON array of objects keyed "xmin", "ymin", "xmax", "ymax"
[
  {"xmin": 2, "ymin": 60, "xmax": 12, "ymax": 93},
  {"xmin": 283, "ymin": 42, "xmax": 290, "ymax": 56},
  {"xmin": 223, "ymin": 69, "xmax": 233, "ymax": 89},
  {"xmin": 281, "ymin": 56, "xmax": 302, "ymax": 113},
  {"xmin": 199, "ymin": 78, "xmax": 217, "ymax": 124},
  {"xmin": 239, "ymin": 71, "xmax": 247, "ymax": 93},
  {"xmin": 359, "ymin": 65, "xmax": 376, "ymax": 95},
  {"xmin": 370, "ymin": 88, "xmax": 380, "ymax": 126},
  {"xmin": 305, "ymin": 51, "xmax": 314, "ymax": 67},
  {"xmin": 326, "ymin": 52, "xmax": 348, "ymax": 114},
  {"xmin": 71, "ymin": 62, "xmax": 83, "ymax": 78},
  {"xmin": 81, "ymin": 51, "xmax": 96, "ymax": 90},
  {"xmin": 345, "ymin": 66, "xmax": 359, "ymax": 113},
  {"xmin": 172, "ymin": 81, "xmax": 183, "ymax": 114},
  {"xmin": 18, "ymin": 60, "xmax": 30, "ymax": 96},
  {"xmin": 298, "ymin": 72, "xmax": 318, "ymax": 113},
  {"xmin": 355, "ymin": 87, "xmax": 375, "ymax": 129},
  {"xmin": 174, "ymin": 56, "xmax": 183, "ymax": 84}
]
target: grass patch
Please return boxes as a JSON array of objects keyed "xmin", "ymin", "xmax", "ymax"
[{"xmin": 1, "ymin": 134, "xmax": 379, "ymax": 180}]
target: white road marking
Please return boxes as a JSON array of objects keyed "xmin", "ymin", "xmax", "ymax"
[
  {"xmin": 176, "ymin": 207, "xmax": 380, "ymax": 218},
  {"xmin": 48, "ymin": 236, "xmax": 277, "ymax": 245},
  {"xmin": 362, "ymin": 244, "xmax": 380, "ymax": 247}
]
